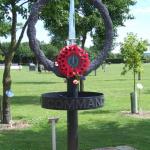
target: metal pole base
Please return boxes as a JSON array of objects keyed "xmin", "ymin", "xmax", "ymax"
[{"xmin": 67, "ymin": 110, "xmax": 78, "ymax": 150}]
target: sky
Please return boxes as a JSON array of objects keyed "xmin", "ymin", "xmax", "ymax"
[
  {"xmin": 0, "ymin": 0, "xmax": 150, "ymax": 53},
  {"xmin": 113, "ymin": 0, "xmax": 150, "ymax": 53}
]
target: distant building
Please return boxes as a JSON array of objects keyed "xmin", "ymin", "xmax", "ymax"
[
  {"xmin": 144, "ymin": 45, "xmax": 150, "ymax": 56},
  {"xmin": 144, "ymin": 51, "xmax": 150, "ymax": 56},
  {"xmin": 143, "ymin": 45, "xmax": 150, "ymax": 63}
]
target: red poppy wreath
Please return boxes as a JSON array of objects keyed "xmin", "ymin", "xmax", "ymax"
[{"xmin": 56, "ymin": 44, "xmax": 90, "ymax": 78}]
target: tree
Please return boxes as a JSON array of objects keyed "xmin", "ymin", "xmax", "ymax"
[
  {"xmin": 0, "ymin": 0, "xmax": 34, "ymax": 124},
  {"xmin": 40, "ymin": 43, "xmax": 59, "ymax": 61},
  {"xmin": 41, "ymin": 0, "xmax": 135, "ymax": 49},
  {"xmin": 92, "ymin": 0, "xmax": 135, "ymax": 50},
  {"xmin": 15, "ymin": 42, "xmax": 58, "ymax": 64},
  {"xmin": 15, "ymin": 42, "xmax": 34, "ymax": 64},
  {"xmin": 121, "ymin": 33, "xmax": 148, "ymax": 91},
  {"xmin": 121, "ymin": 33, "xmax": 148, "ymax": 113}
]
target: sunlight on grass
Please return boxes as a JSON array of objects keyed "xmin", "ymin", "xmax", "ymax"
[{"xmin": 0, "ymin": 64, "xmax": 150, "ymax": 150}]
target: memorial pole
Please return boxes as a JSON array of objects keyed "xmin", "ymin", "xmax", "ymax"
[{"xmin": 67, "ymin": 0, "xmax": 78, "ymax": 150}]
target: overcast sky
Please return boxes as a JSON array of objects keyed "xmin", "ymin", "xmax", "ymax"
[{"xmin": 0, "ymin": 0, "xmax": 149, "ymax": 53}]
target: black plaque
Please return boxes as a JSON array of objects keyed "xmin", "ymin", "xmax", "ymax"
[{"xmin": 41, "ymin": 92, "xmax": 104, "ymax": 110}]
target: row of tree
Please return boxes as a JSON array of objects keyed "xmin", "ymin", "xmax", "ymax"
[
  {"xmin": 1, "ymin": 41, "xmax": 149, "ymax": 65},
  {"xmin": 0, "ymin": 41, "xmax": 130, "ymax": 64},
  {"xmin": 0, "ymin": 42, "xmax": 59, "ymax": 64},
  {"xmin": 1, "ymin": 39, "xmax": 149, "ymax": 65}
]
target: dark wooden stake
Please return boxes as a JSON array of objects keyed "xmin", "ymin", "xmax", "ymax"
[
  {"xmin": 80, "ymin": 79, "xmax": 84, "ymax": 92},
  {"xmin": 67, "ymin": 78, "xmax": 78, "ymax": 150},
  {"xmin": 138, "ymin": 72, "xmax": 141, "ymax": 80}
]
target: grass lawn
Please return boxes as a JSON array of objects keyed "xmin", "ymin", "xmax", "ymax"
[{"xmin": 0, "ymin": 63, "xmax": 150, "ymax": 150}]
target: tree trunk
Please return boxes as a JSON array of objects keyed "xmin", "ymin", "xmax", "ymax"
[
  {"xmin": 1, "ymin": 2, "xmax": 17, "ymax": 124},
  {"xmin": 138, "ymin": 72, "xmax": 141, "ymax": 80},
  {"xmin": 81, "ymin": 35, "xmax": 86, "ymax": 49},
  {"xmin": 2, "ymin": 53, "xmax": 14, "ymax": 124},
  {"xmin": 0, "ymin": 95, "xmax": 2, "ymax": 122},
  {"xmin": 94, "ymin": 69, "xmax": 97, "ymax": 76},
  {"xmin": 134, "ymin": 70, "xmax": 136, "ymax": 93},
  {"xmin": 1, "ymin": 2, "xmax": 28, "ymax": 124},
  {"xmin": 80, "ymin": 80, "xmax": 84, "ymax": 92},
  {"xmin": 80, "ymin": 34, "xmax": 86, "ymax": 92}
]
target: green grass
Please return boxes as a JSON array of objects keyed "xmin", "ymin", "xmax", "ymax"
[{"xmin": 0, "ymin": 64, "xmax": 150, "ymax": 150}]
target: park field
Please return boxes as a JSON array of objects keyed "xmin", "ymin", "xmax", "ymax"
[{"xmin": 0, "ymin": 63, "xmax": 150, "ymax": 150}]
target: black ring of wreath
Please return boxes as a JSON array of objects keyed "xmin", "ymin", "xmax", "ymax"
[{"xmin": 27, "ymin": 0, "xmax": 113, "ymax": 77}]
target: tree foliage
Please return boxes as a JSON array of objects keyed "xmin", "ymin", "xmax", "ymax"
[
  {"xmin": 0, "ymin": 7, "xmax": 11, "ymax": 60},
  {"xmin": 0, "ymin": 22, "xmax": 11, "ymax": 38},
  {"xmin": 0, "ymin": 41, "xmax": 59, "ymax": 64},
  {"xmin": 40, "ymin": 43, "xmax": 59, "ymax": 60},
  {"xmin": 90, "ymin": 0, "xmax": 135, "ymax": 50},
  {"xmin": 121, "ymin": 33, "xmax": 148, "ymax": 75},
  {"xmin": 17, "ymin": 42, "xmax": 58, "ymax": 61},
  {"xmin": 17, "ymin": 42, "xmax": 33, "ymax": 58},
  {"xmin": 0, "ymin": 6, "xmax": 11, "ymax": 37},
  {"xmin": 41, "ymin": 0, "xmax": 135, "ymax": 49}
]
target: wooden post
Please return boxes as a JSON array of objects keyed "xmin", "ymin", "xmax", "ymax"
[{"xmin": 67, "ymin": 78, "xmax": 78, "ymax": 150}]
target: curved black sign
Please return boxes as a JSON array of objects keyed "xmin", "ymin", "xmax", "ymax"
[{"xmin": 41, "ymin": 92, "xmax": 104, "ymax": 110}]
